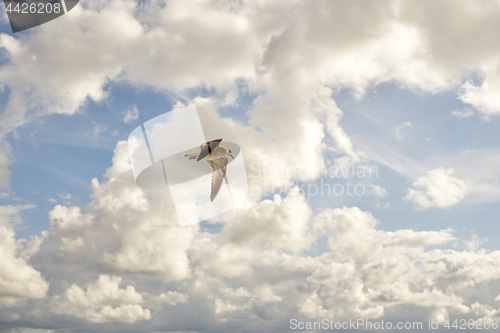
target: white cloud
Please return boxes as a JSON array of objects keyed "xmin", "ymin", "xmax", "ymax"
[
  {"xmin": 311, "ymin": 207, "xmax": 467, "ymax": 321},
  {"xmin": 446, "ymin": 149, "xmax": 500, "ymax": 203},
  {"xmin": 0, "ymin": 205, "xmax": 48, "ymax": 306},
  {"xmin": 47, "ymin": 192, "xmax": 75, "ymax": 205},
  {"xmin": 0, "ymin": 0, "xmax": 499, "ymax": 147},
  {"xmin": 1, "ymin": 0, "xmax": 499, "ymax": 194},
  {"xmin": 0, "ymin": 0, "xmax": 361, "ymax": 197},
  {"xmin": 405, "ymin": 168, "xmax": 467, "ymax": 210},
  {"xmin": 393, "ymin": 121, "xmax": 412, "ymax": 140},
  {"xmin": 156, "ymin": 291, "xmax": 189, "ymax": 306},
  {"xmin": 218, "ymin": 187, "xmax": 313, "ymax": 253},
  {"xmin": 369, "ymin": 184, "xmax": 388, "ymax": 198},
  {"xmin": 2, "ymin": 0, "xmax": 500, "ymax": 331},
  {"xmin": 91, "ymin": 123, "xmax": 107, "ymax": 138},
  {"xmin": 123, "ymin": 105, "xmax": 139, "ymax": 124},
  {"xmin": 195, "ymin": 93, "xmax": 345, "ymax": 197},
  {"xmin": 37, "ymin": 142, "xmax": 195, "ymax": 280},
  {"xmin": 458, "ymin": 67, "xmax": 500, "ymax": 117},
  {"xmin": 0, "ymin": 0, "xmax": 261, "ymax": 134},
  {"xmin": 52, "ymin": 275, "xmax": 150, "ymax": 323},
  {"xmin": 0, "ymin": 145, "xmax": 499, "ymax": 330},
  {"xmin": 451, "ymin": 107, "xmax": 475, "ymax": 119}
]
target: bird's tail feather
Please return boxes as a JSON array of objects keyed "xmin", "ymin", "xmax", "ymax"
[{"xmin": 184, "ymin": 153, "xmax": 199, "ymax": 160}]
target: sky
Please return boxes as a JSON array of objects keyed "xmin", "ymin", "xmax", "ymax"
[{"xmin": 1, "ymin": 0, "xmax": 500, "ymax": 332}]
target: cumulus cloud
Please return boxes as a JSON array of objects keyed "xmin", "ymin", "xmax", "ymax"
[
  {"xmin": 0, "ymin": 0, "xmax": 260, "ymax": 134},
  {"xmin": 2, "ymin": 0, "xmax": 500, "ymax": 331},
  {"xmin": 195, "ymin": 92, "xmax": 347, "ymax": 197},
  {"xmin": 458, "ymin": 67, "xmax": 500, "ymax": 117},
  {"xmin": 37, "ymin": 141, "xmax": 195, "ymax": 280},
  {"xmin": 156, "ymin": 291, "xmax": 189, "ymax": 306},
  {"xmin": 405, "ymin": 168, "xmax": 467, "ymax": 210},
  {"xmin": 0, "ymin": 0, "xmax": 499, "ymax": 144},
  {"xmin": 219, "ymin": 187, "xmax": 313, "ymax": 253},
  {"xmin": 310, "ymin": 207, "xmax": 467, "ymax": 320},
  {"xmin": 0, "ymin": 143, "xmax": 498, "ymax": 331},
  {"xmin": 1, "ymin": 0, "xmax": 499, "ymax": 190},
  {"xmin": 1, "ymin": 0, "xmax": 360, "ymax": 196},
  {"xmin": 52, "ymin": 275, "xmax": 150, "ymax": 323},
  {"xmin": 0, "ymin": 205, "xmax": 48, "ymax": 306}
]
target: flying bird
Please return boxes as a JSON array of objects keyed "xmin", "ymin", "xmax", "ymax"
[{"xmin": 184, "ymin": 138, "xmax": 234, "ymax": 202}]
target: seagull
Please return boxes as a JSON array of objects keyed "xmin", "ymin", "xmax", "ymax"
[{"xmin": 184, "ymin": 138, "xmax": 234, "ymax": 202}]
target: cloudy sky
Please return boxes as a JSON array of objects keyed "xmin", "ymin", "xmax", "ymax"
[{"xmin": 1, "ymin": 0, "xmax": 500, "ymax": 332}]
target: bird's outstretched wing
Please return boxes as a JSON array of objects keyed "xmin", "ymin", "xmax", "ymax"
[
  {"xmin": 197, "ymin": 138, "xmax": 223, "ymax": 161},
  {"xmin": 206, "ymin": 157, "xmax": 228, "ymax": 202}
]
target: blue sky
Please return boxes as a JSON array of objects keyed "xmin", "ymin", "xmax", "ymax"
[
  {"xmin": 335, "ymin": 86, "xmax": 500, "ymax": 244},
  {"xmin": 2, "ymin": 1, "xmax": 500, "ymax": 332}
]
